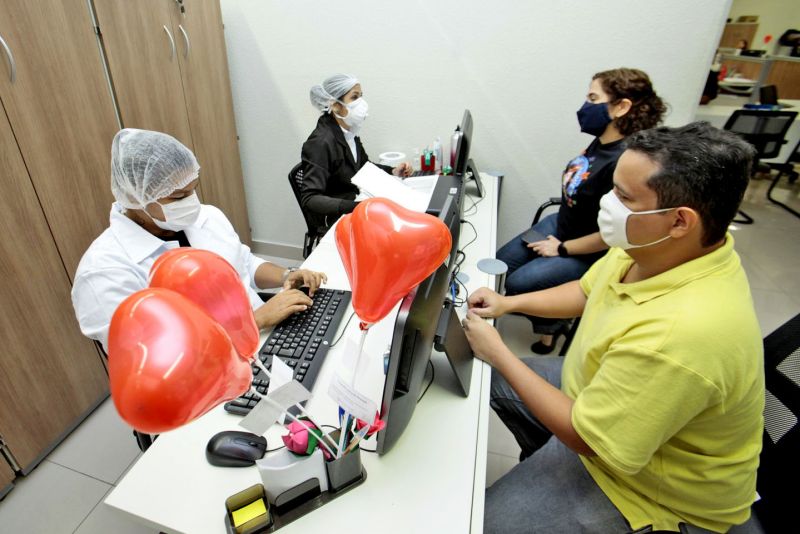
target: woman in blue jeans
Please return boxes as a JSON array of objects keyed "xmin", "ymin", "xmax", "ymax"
[{"xmin": 497, "ymin": 68, "xmax": 665, "ymax": 353}]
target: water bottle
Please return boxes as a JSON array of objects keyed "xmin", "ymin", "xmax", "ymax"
[
  {"xmin": 450, "ymin": 126, "xmax": 461, "ymax": 169},
  {"xmin": 433, "ymin": 137, "xmax": 442, "ymax": 172}
]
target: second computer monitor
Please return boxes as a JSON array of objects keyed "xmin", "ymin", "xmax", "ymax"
[
  {"xmin": 453, "ymin": 110, "xmax": 472, "ymax": 176},
  {"xmin": 452, "ymin": 109, "xmax": 484, "ymax": 198}
]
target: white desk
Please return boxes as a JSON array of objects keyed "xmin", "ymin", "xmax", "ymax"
[
  {"xmin": 694, "ymin": 99, "xmax": 800, "ymax": 164},
  {"xmin": 106, "ymin": 174, "xmax": 500, "ymax": 533}
]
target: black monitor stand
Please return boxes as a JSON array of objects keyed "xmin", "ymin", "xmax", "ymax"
[
  {"xmin": 433, "ymin": 300, "xmax": 473, "ymax": 397},
  {"xmin": 465, "ymin": 158, "xmax": 485, "ymax": 198}
]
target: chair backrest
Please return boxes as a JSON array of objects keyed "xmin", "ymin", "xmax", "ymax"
[
  {"xmin": 752, "ymin": 313, "xmax": 800, "ymax": 532},
  {"xmin": 723, "ymin": 110, "xmax": 798, "ymax": 160},
  {"xmin": 287, "ymin": 163, "xmax": 319, "ymax": 235}
]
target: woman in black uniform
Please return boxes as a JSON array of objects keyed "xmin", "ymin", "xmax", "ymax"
[{"xmin": 300, "ymin": 74, "xmax": 412, "ymax": 233}]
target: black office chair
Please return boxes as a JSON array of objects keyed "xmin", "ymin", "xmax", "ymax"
[
  {"xmin": 765, "ymin": 138, "xmax": 800, "ymax": 219},
  {"xmin": 723, "ymin": 109, "xmax": 798, "ymax": 224},
  {"xmin": 750, "ymin": 313, "xmax": 800, "ymax": 532},
  {"xmin": 287, "ymin": 163, "xmax": 322, "ymax": 258}
]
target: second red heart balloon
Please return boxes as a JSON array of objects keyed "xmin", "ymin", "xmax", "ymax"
[
  {"xmin": 336, "ymin": 198, "xmax": 452, "ymax": 325},
  {"xmin": 149, "ymin": 248, "xmax": 260, "ymax": 361}
]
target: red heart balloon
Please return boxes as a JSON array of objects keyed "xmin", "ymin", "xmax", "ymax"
[
  {"xmin": 335, "ymin": 213, "xmax": 353, "ymax": 282},
  {"xmin": 335, "ymin": 198, "xmax": 451, "ymax": 324},
  {"xmin": 149, "ymin": 248, "xmax": 259, "ymax": 361},
  {"xmin": 108, "ymin": 288, "xmax": 252, "ymax": 434}
]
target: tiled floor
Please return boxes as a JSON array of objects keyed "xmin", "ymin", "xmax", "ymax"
[{"xmin": 0, "ymin": 176, "xmax": 798, "ymax": 532}]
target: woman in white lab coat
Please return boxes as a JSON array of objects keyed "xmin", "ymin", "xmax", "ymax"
[{"xmin": 72, "ymin": 129, "xmax": 326, "ymax": 350}]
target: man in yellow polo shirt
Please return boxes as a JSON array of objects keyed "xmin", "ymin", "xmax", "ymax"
[{"xmin": 464, "ymin": 122, "xmax": 764, "ymax": 533}]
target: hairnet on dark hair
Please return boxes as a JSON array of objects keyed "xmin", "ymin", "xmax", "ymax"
[{"xmin": 110, "ymin": 129, "xmax": 200, "ymax": 209}]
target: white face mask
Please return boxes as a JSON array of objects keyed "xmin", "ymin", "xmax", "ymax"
[
  {"xmin": 150, "ymin": 192, "xmax": 201, "ymax": 231},
  {"xmin": 334, "ymin": 98, "xmax": 369, "ymax": 132},
  {"xmin": 597, "ymin": 191, "xmax": 675, "ymax": 250}
]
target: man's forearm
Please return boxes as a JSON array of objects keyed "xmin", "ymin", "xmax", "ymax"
[
  {"xmin": 505, "ymin": 280, "xmax": 587, "ymax": 318},
  {"xmin": 255, "ymin": 262, "xmax": 286, "ymax": 289}
]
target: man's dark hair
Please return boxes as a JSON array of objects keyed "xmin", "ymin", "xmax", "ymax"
[{"xmin": 626, "ymin": 121, "xmax": 755, "ymax": 247}]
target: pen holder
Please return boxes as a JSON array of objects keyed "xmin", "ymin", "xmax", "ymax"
[
  {"xmin": 256, "ymin": 448, "xmax": 328, "ymax": 507},
  {"xmin": 326, "ymin": 446, "xmax": 363, "ymax": 492}
]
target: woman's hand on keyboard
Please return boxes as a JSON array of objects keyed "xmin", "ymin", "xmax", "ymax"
[
  {"xmin": 283, "ymin": 269, "xmax": 328, "ymax": 296},
  {"xmin": 254, "ymin": 289, "xmax": 314, "ymax": 328}
]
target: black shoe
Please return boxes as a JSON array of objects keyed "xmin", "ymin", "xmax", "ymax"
[
  {"xmin": 530, "ymin": 337, "xmax": 557, "ymax": 354},
  {"xmin": 530, "ymin": 325, "xmax": 569, "ymax": 355}
]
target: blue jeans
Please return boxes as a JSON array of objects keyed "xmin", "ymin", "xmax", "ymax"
[
  {"xmin": 496, "ymin": 214, "xmax": 596, "ymax": 335},
  {"xmin": 486, "ymin": 357, "xmax": 630, "ymax": 533}
]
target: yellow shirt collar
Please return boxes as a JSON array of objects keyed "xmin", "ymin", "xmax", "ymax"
[{"xmin": 608, "ymin": 233, "xmax": 737, "ymax": 305}]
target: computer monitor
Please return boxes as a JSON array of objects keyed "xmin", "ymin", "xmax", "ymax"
[
  {"xmin": 452, "ymin": 109, "xmax": 485, "ymax": 198},
  {"xmin": 376, "ymin": 175, "xmax": 469, "ymax": 455}
]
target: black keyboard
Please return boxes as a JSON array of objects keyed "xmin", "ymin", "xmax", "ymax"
[
  {"xmin": 410, "ymin": 170, "xmax": 436, "ymax": 177},
  {"xmin": 224, "ymin": 288, "xmax": 352, "ymax": 415}
]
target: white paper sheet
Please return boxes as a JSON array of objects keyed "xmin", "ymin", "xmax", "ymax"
[{"xmin": 351, "ymin": 162, "xmax": 432, "ymax": 212}]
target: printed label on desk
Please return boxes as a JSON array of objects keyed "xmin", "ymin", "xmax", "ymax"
[
  {"xmin": 328, "ymin": 373, "xmax": 376, "ymax": 423},
  {"xmin": 269, "ymin": 380, "xmax": 312, "ymax": 410},
  {"xmin": 239, "ymin": 381, "xmax": 312, "ymax": 435},
  {"xmin": 268, "ymin": 357, "xmax": 294, "ymax": 395},
  {"xmin": 239, "ymin": 398, "xmax": 283, "ymax": 435},
  {"xmin": 268, "ymin": 357, "xmax": 294, "ymax": 424}
]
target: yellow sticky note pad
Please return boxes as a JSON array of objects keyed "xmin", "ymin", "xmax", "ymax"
[{"xmin": 231, "ymin": 498, "xmax": 267, "ymax": 527}]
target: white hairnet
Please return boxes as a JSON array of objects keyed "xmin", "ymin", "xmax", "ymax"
[
  {"xmin": 110, "ymin": 129, "xmax": 200, "ymax": 209},
  {"xmin": 309, "ymin": 74, "xmax": 359, "ymax": 112}
]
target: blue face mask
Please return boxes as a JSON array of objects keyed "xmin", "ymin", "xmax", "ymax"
[{"xmin": 576, "ymin": 101, "xmax": 612, "ymax": 137}]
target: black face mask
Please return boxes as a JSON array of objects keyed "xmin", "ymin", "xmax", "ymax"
[{"xmin": 576, "ymin": 101, "xmax": 612, "ymax": 137}]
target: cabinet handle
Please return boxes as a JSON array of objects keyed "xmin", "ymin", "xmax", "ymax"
[
  {"xmin": 0, "ymin": 33, "xmax": 16, "ymax": 83},
  {"xmin": 162, "ymin": 25, "xmax": 176, "ymax": 60},
  {"xmin": 178, "ymin": 24, "xmax": 190, "ymax": 59}
]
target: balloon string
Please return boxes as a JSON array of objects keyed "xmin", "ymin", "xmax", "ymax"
[
  {"xmin": 250, "ymin": 358, "xmax": 339, "ymax": 456},
  {"xmin": 352, "ymin": 327, "xmax": 368, "ymax": 387},
  {"xmin": 338, "ymin": 328, "xmax": 369, "ymax": 458}
]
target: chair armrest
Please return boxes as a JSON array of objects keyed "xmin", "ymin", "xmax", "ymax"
[{"xmin": 532, "ymin": 198, "xmax": 562, "ymax": 225}]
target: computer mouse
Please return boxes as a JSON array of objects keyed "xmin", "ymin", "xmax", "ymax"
[{"xmin": 205, "ymin": 430, "xmax": 268, "ymax": 467}]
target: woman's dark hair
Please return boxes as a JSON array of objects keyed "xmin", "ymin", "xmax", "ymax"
[
  {"xmin": 593, "ymin": 68, "xmax": 667, "ymax": 136},
  {"xmin": 626, "ymin": 122, "xmax": 756, "ymax": 247}
]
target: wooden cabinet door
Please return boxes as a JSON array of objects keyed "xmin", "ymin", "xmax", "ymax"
[
  {"xmin": 0, "ymin": 103, "xmax": 108, "ymax": 472},
  {"xmin": 719, "ymin": 23, "xmax": 758, "ymax": 49},
  {"xmin": 0, "ymin": 460, "xmax": 13, "ymax": 497},
  {"xmin": 766, "ymin": 60, "xmax": 800, "ymax": 100},
  {"xmin": 93, "ymin": 0, "xmax": 196, "ymax": 153},
  {"xmin": 0, "ymin": 0, "xmax": 120, "ymax": 278},
  {"xmin": 169, "ymin": 0, "xmax": 251, "ymax": 243}
]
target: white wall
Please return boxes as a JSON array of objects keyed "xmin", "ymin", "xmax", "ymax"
[
  {"xmin": 220, "ymin": 0, "xmax": 731, "ymax": 251},
  {"xmin": 728, "ymin": 0, "xmax": 800, "ymax": 53}
]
